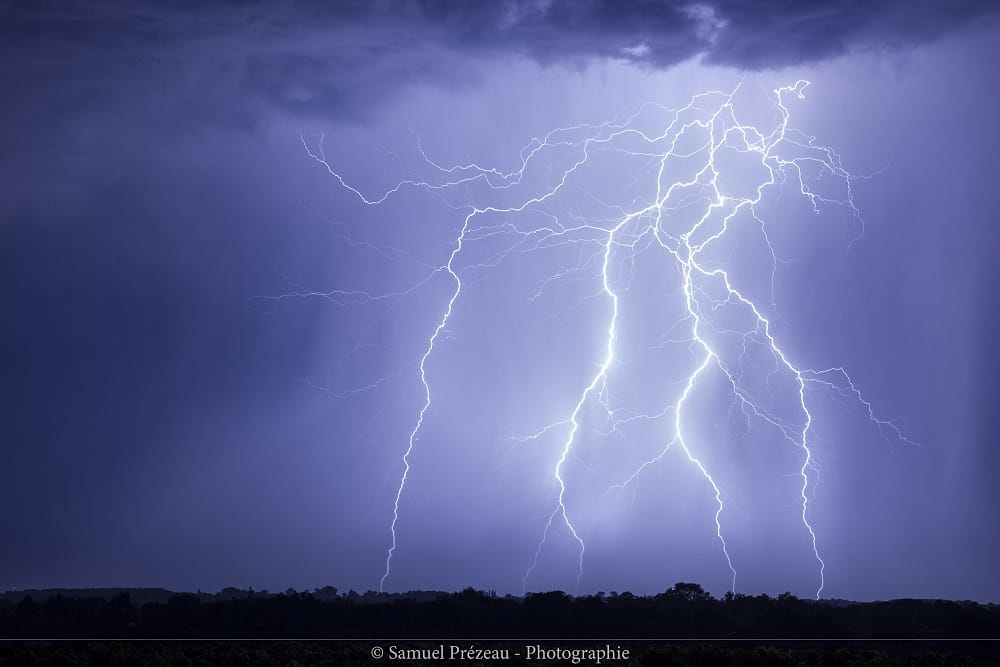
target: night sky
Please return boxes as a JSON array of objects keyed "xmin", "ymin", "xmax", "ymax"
[{"xmin": 3, "ymin": 1, "xmax": 1000, "ymax": 602}]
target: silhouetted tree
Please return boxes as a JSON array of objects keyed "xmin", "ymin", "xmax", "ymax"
[{"xmin": 663, "ymin": 582, "xmax": 713, "ymax": 602}]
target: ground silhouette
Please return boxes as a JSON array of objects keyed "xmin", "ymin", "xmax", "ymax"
[{"xmin": 2, "ymin": 583, "xmax": 998, "ymax": 664}]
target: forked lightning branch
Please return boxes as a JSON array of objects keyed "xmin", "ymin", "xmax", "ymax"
[{"xmin": 283, "ymin": 79, "xmax": 914, "ymax": 600}]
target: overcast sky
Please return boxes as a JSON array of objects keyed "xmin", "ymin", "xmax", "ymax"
[{"xmin": 2, "ymin": 1, "xmax": 999, "ymax": 601}]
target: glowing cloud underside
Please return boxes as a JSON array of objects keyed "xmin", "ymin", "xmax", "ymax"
[{"xmin": 289, "ymin": 79, "xmax": 914, "ymax": 600}]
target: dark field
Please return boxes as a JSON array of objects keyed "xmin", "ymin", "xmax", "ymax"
[{"xmin": 2, "ymin": 585, "xmax": 998, "ymax": 665}]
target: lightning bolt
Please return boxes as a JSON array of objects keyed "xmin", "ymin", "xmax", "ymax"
[
  {"xmin": 378, "ymin": 209, "xmax": 473, "ymax": 593},
  {"xmin": 289, "ymin": 77, "xmax": 914, "ymax": 599}
]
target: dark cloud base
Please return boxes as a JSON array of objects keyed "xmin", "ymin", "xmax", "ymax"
[{"xmin": 2, "ymin": 0, "xmax": 998, "ymax": 127}]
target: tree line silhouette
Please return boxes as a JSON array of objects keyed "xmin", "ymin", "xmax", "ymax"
[
  {"xmin": 1, "ymin": 583, "xmax": 998, "ymax": 664},
  {"xmin": 2, "ymin": 583, "xmax": 997, "ymax": 640}
]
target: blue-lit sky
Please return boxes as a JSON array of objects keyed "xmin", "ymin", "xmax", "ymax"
[{"xmin": 2, "ymin": 1, "xmax": 999, "ymax": 602}]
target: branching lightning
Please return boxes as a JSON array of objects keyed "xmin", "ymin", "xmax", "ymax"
[{"xmin": 282, "ymin": 78, "xmax": 914, "ymax": 599}]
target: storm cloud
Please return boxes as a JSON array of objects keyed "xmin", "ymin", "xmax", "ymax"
[
  {"xmin": 3, "ymin": 1, "xmax": 999, "ymax": 600},
  {"xmin": 3, "ymin": 0, "xmax": 998, "ymax": 126}
]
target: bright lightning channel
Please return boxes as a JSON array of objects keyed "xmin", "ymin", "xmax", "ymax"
[{"xmin": 288, "ymin": 78, "xmax": 913, "ymax": 599}]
